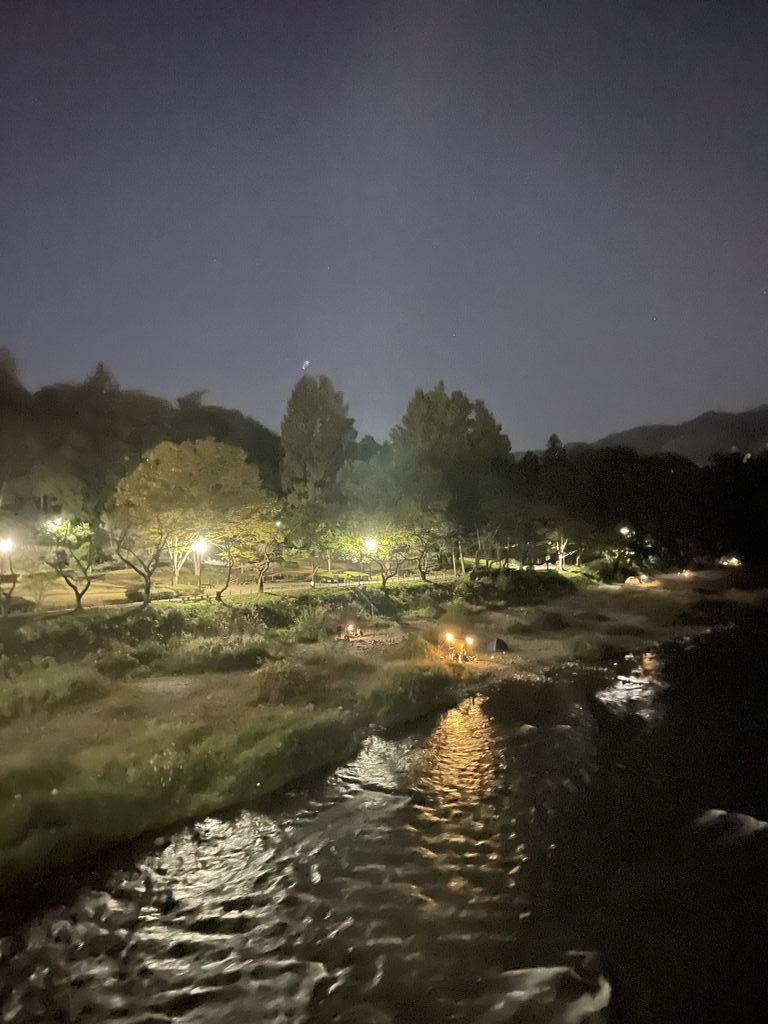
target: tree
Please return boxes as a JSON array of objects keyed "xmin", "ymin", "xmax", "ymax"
[
  {"xmin": 212, "ymin": 504, "xmax": 284, "ymax": 595},
  {"xmin": 544, "ymin": 434, "xmax": 565, "ymax": 462},
  {"xmin": 173, "ymin": 391, "xmax": 282, "ymax": 490},
  {"xmin": 391, "ymin": 382, "xmax": 511, "ymax": 530},
  {"xmin": 110, "ymin": 514, "xmax": 166, "ymax": 605},
  {"xmin": 407, "ymin": 510, "xmax": 453, "ymax": 580},
  {"xmin": 281, "ymin": 375, "xmax": 358, "ymax": 500},
  {"xmin": 340, "ymin": 446, "xmax": 452, "ymax": 581},
  {"xmin": 30, "ymin": 367, "xmax": 174, "ymax": 524},
  {"xmin": 338, "ymin": 526, "xmax": 413, "ymax": 590},
  {"xmin": 113, "ymin": 439, "xmax": 268, "ymax": 587},
  {"xmin": 42, "ymin": 519, "xmax": 98, "ymax": 611},
  {"xmin": 282, "ymin": 485, "xmax": 343, "ymax": 584},
  {"xmin": 0, "ymin": 349, "xmax": 33, "ymax": 510}
]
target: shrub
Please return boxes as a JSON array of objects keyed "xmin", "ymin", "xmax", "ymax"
[
  {"xmin": 159, "ymin": 637, "xmax": 269, "ymax": 674},
  {"xmin": 249, "ymin": 662, "xmax": 318, "ymax": 705},
  {"xmin": 530, "ymin": 610, "xmax": 570, "ymax": 631},
  {"xmin": 92, "ymin": 646, "xmax": 141, "ymax": 678},
  {"xmin": 287, "ymin": 608, "xmax": 335, "ymax": 644},
  {"xmin": 461, "ymin": 569, "xmax": 574, "ymax": 606},
  {"xmin": 0, "ymin": 666, "xmax": 108, "ymax": 723},
  {"xmin": 125, "ymin": 587, "xmax": 178, "ymax": 602},
  {"xmin": 2, "ymin": 596, "xmax": 36, "ymax": 615},
  {"xmin": 359, "ymin": 663, "xmax": 457, "ymax": 728}
]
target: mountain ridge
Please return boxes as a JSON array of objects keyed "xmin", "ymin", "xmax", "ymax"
[{"xmin": 582, "ymin": 404, "xmax": 768, "ymax": 465}]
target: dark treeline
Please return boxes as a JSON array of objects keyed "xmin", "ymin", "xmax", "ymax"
[
  {"xmin": 0, "ymin": 349, "xmax": 281, "ymax": 518},
  {"xmin": 1, "ymin": 345, "xmax": 767, "ymax": 609}
]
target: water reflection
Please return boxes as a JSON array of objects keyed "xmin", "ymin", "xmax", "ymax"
[{"xmin": 419, "ymin": 699, "xmax": 502, "ymax": 801}]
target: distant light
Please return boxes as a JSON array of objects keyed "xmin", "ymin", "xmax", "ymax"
[
  {"xmin": 192, "ymin": 538, "xmax": 208, "ymax": 554},
  {"xmin": 364, "ymin": 537, "xmax": 378, "ymax": 553},
  {"xmin": 465, "ymin": 636, "xmax": 474, "ymax": 646},
  {"xmin": 347, "ymin": 623, "xmax": 356, "ymax": 632},
  {"xmin": 444, "ymin": 632, "xmax": 454, "ymax": 644},
  {"xmin": 53, "ymin": 516, "xmax": 63, "ymax": 527},
  {"xmin": 619, "ymin": 526, "xmax": 632, "ymax": 537},
  {"xmin": 0, "ymin": 538, "xmax": 13, "ymax": 554},
  {"xmin": 275, "ymin": 519, "xmax": 282, "ymax": 528}
]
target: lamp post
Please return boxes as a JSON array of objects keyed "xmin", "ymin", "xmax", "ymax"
[
  {"xmin": 0, "ymin": 538, "xmax": 16, "ymax": 617},
  {"xmin": 192, "ymin": 538, "xmax": 208, "ymax": 592},
  {"xmin": 363, "ymin": 537, "xmax": 378, "ymax": 583}
]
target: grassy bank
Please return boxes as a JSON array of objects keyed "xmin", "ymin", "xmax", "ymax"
[
  {"xmin": 0, "ymin": 644, "xmax": 462, "ymax": 894},
  {"xmin": 3, "ymin": 568, "xmax": 765, "ymax": 895},
  {"xmin": 0, "ymin": 572, "xmax": 572, "ymax": 722}
]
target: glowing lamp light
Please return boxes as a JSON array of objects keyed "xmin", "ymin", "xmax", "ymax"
[
  {"xmin": 465, "ymin": 636, "xmax": 474, "ymax": 646},
  {"xmin": 719, "ymin": 556, "xmax": 741, "ymax": 567},
  {"xmin": 619, "ymin": 526, "xmax": 632, "ymax": 537},
  {"xmin": 444, "ymin": 632, "xmax": 454, "ymax": 644},
  {"xmin": 0, "ymin": 538, "xmax": 13, "ymax": 554},
  {"xmin": 192, "ymin": 538, "xmax": 208, "ymax": 554},
  {"xmin": 364, "ymin": 537, "xmax": 378, "ymax": 553},
  {"xmin": 275, "ymin": 519, "xmax": 283, "ymax": 528},
  {"xmin": 347, "ymin": 623, "xmax": 356, "ymax": 633},
  {"xmin": 53, "ymin": 516, "xmax": 64, "ymax": 527}
]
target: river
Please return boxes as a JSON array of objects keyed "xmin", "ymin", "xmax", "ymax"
[{"xmin": 2, "ymin": 625, "xmax": 768, "ymax": 1023}]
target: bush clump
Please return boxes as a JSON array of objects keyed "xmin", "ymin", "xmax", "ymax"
[
  {"xmin": 461, "ymin": 570, "xmax": 575, "ymax": 606},
  {"xmin": 0, "ymin": 667, "xmax": 108, "ymax": 723}
]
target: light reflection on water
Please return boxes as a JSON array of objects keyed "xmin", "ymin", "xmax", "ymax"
[{"xmin": 2, "ymin": 688, "xmax": 608, "ymax": 1023}]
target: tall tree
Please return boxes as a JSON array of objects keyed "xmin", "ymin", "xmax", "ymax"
[
  {"xmin": 0, "ymin": 349, "xmax": 33, "ymax": 510},
  {"xmin": 281, "ymin": 375, "xmax": 358, "ymax": 499},
  {"xmin": 391, "ymin": 382, "xmax": 511, "ymax": 530}
]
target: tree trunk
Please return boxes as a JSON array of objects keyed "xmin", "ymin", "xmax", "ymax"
[
  {"xmin": 451, "ymin": 547, "xmax": 457, "ymax": 577},
  {"xmin": 458, "ymin": 538, "xmax": 466, "ymax": 574},
  {"xmin": 143, "ymin": 577, "xmax": 151, "ymax": 605},
  {"xmin": 216, "ymin": 560, "xmax": 232, "ymax": 602}
]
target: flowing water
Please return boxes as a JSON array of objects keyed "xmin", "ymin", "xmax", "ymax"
[{"xmin": 3, "ymin": 627, "xmax": 768, "ymax": 1023}]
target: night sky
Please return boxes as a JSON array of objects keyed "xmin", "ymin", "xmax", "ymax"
[{"xmin": 2, "ymin": 0, "xmax": 767, "ymax": 448}]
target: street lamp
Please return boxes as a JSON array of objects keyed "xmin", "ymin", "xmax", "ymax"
[
  {"xmin": 619, "ymin": 526, "xmax": 632, "ymax": 538},
  {"xmin": 0, "ymin": 538, "xmax": 16, "ymax": 616},
  {"xmin": 192, "ymin": 538, "xmax": 208, "ymax": 592}
]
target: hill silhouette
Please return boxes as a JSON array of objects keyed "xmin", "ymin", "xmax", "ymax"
[{"xmin": 589, "ymin": 405, "xmax": 768, "ymax": 465}]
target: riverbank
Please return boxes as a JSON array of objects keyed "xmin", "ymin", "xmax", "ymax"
[{"xmin": 1, "ymin": 569, "xmax": 766, "ymax": 896}]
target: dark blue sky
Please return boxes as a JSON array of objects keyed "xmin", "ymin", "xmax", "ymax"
[{"xmin": 2, "ymin": 0, "xmax": 767, "ymax": 447}]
